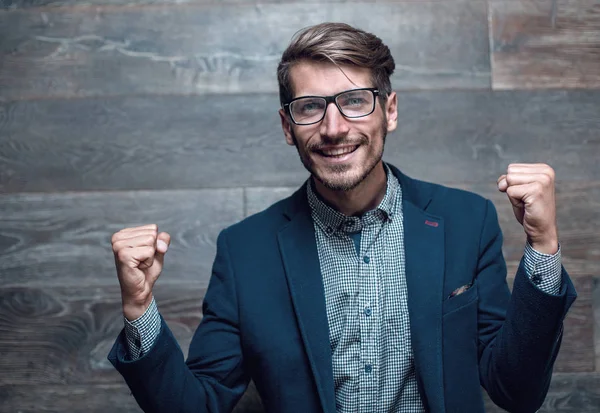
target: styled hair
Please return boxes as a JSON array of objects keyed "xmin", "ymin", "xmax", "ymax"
[{"xmin": 277, "ymin": 22, "xmax": 395, "ymax": 106}]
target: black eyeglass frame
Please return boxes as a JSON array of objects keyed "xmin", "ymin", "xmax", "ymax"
[{"xmin": 283, "ymin": 87, "xmax": 380, "ymax": 126}]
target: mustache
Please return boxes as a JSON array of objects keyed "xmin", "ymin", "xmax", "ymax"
[{"xmin": 307, "ymin": 137, "xmax": 368, "ymax": 152}]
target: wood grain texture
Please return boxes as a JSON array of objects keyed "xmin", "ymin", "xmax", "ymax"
[
  {"xmin": 0, "ymin": 285, "xmax": 205, "ymax": 385},
  {"xmin": 0, "ymin": 279, "xmax": 592, "ymax": 388},
  {"xmin": 594, "ymin": 277, "xmax": 600, "ymax": 372},
  {"xmin": 0, "ymin": 189, "xmax": 243, "ymax": 286},
  {"xmin": 0, "ymin": 1, "xmax": 489, "ymax": 100},
  {"xmin": 491, "ymin": 0, "xmax": 600, "ymax": 90},
  {"xmin": 484, "ymin": 374, "xmax": 600, "ymax": 412},
  {"xmin": 1, "ymin": 90, "xmax": 599, "ymax": 193},
  {"xmin": 0, "ymin": 0, "xmax": 483, "ymax": 9},
  {"xmin": 0, "ymin": 382, "xmax": 264, "ymax": 413},
  {"xmin": 0, "ymin": 283, "xmax": 263, "ymax": 411}
]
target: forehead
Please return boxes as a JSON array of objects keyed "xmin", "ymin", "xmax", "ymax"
[{"xmin": 289, "ymin": 60, "xmax": 373, "ymax": 97}]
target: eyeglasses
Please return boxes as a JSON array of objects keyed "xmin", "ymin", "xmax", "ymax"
[{"xmin": 283, "ymin": 88, "xmax": 379, "ymax": 126}]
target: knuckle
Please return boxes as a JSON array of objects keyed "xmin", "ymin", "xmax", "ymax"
[
  {"xmin": 116, "ymin": 248, "xmax": 128, "ymax": 262},
  {"xmin": 541, "ymin": 174, "xmax": 552, "ymax": 185}
]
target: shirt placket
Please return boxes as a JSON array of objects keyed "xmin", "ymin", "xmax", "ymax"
[{"xmin": 358, "ymin": 216, "xmax": 381, "ymax": 413}]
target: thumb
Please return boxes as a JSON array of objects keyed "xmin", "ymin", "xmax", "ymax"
[
  {"xmin": 156, "ymin": 232, "xmax": 171, "ymax": 255},
  {"xmin": 150, "ymin": 232, "xmax": 171, "ymax": 278}
]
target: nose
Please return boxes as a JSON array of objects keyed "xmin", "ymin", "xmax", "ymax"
[{"xmin": 319, "ymin": 102, "xmax": 350, "ymax": 139}]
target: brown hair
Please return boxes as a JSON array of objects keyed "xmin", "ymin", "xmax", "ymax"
[{"xmin": 277, "ymin": 22, "xmax": 395, "ymax": 106}]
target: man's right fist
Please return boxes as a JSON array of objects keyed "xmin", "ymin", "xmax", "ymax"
[{"xmin": 111, "ymin": 224, "xmax": 171, "ymax": 320}]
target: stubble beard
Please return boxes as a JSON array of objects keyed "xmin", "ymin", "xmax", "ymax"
[{"xmin": 290, "ymin": 120, "xmax": 388, "ymax": 192}]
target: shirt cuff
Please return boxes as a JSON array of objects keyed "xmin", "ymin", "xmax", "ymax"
[
  {"xmin": 123, "ymin": 296, "xmax": 161, "ymax": 360},
  {"xmin": 523, "ymin": 241, "xmax": 562, "ymax": 295}
]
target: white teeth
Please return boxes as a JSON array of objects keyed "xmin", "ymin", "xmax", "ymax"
[{"xmin": 321, "ymin": 146, "xmax": 357, "ymax": 156}]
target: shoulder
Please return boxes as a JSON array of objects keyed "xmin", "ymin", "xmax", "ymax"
[
  {"xmin": 220, "ymin": 186, "xmax": 302, "ymax": 242},
  {"xmin": 401, "ymin": 174, "xmax": 497, "ymax": 236},
  {"xmin": 405, "ymin": 174, "xmax": 489, "ymax": 212}
]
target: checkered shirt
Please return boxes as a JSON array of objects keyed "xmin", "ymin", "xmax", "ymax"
[
  {"xmin": 123, "ymin": 165, "xmax": 563, "ymax": 412},
  {"xmin": 306, "ymin": 166, "xmax": 423, "ymax": 412}
]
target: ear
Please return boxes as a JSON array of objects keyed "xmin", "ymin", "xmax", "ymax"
[
  {"xmin": 385, "ymin": 91, "xmax": 398, "ymax": 133},
  {"xmin": 279, "ymin": 108, "xmax": 295, "ymax": 146}
]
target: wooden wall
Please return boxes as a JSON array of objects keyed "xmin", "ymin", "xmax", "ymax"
[{"xmin": 0, "ymin": 0, "xmax": 598, "ymax": 412}]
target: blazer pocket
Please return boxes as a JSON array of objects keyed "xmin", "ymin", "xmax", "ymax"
[{"xmin": 442, "ymin": 281, "xmax": 478, "ymax": 315}]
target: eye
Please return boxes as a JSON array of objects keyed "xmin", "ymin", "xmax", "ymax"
[
  {"xmin": 347, "ymin": 97, "xmax": 364, "ymax": 106},
  {"xmin": 339, "ymin": 94, "xmax": 367, "ymax": 107},
  {"xmin": 294, "ymin": 99, "xmax": 325, "ymax": 114},
  {"xmin": 302, "ymin": 102, "xmax": 320, "ymax": 112}
]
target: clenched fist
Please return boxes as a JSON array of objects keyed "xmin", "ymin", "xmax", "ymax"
[
  {"xmin": 497, "ymin": 163, "xmax": 558, "ymax": 255},
  {"xmin": 111, "ymin": 224, "xmax": 171, "ymax": 321}
]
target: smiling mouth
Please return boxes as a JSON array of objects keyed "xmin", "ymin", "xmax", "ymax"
[{"xmin": 316, "ymin": 145, "xmax": 360, "ymax": 157}]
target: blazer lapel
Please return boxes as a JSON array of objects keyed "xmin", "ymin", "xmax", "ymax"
[
  {"xmin": 276, "ymin": 167, "xmax": 446, "ymax": 413},
  {"xmin": 277, "ymin": 186, "xmax": 336, "ymax": 413},
  {"xmin": 394, "ymin": 166, "xmax": 446, "ymax": 413}
]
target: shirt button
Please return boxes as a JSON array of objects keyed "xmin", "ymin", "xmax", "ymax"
[
  {"xmin": 364, "ymin": 307, "xmax": 372, "ymax": 317},
  {"xmin": 365, "ymin": 364, "xmax": 372, "ymax": 373},
  {"xmin": 345, "ymin": 220, "xmax": 353, "ymax": 227},
  {"xmin": 363, "ymin": 256, "xmax": 370, "ymax": 264},
  {"xmin": 325, "ymin": 226, "xmax": 333, "ymax": 234},
  {"xmin": 532, "ymin": 275, "xmax": 542, "ymax": 285}
]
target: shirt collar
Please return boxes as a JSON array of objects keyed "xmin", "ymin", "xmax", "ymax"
[{"xmin": 306, "ymin": 163, "xmax": 401, "ymax": 236}]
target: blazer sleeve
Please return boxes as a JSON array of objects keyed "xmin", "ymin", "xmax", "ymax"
[
  {"xmin": 476, "ymin": 199, "xmax": 577, "ymax": 413},
  {"xmin": 107, "ymin": 229, "xmax": 250, "ymax": 413}
]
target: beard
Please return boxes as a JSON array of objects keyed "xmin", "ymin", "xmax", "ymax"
[{"xmin": 290, "ymin": 117, "xmax": 388, "ymax": 192}]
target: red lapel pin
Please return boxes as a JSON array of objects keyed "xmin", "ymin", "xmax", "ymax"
[{"xmin": 424, "ymin": 220, "xmax": 439, "ymax": 227}]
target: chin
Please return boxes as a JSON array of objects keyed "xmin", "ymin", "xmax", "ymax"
[{"xmin": 314, "ymin": 166, "xmax": 366, "ymax": 192}]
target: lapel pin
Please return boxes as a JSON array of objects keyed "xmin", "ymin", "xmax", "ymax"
[{"xmin": 424, "ymin": 220, "xmax": 439, "ymax": 227}]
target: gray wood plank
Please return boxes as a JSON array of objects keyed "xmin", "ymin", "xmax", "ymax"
[
  {"xmin": 1, "ymin": 90, "xmax": 599, "ymax": 193},
  {"xmin": 490, "ymin": 0, "xmax": 600, "ymax": 90},
  {"xmin": 0, "ymin": 0, "xmax": 479, "ymax": 9},
  {"xmin": 594, "ymin": 277, "xmax": 600, "ymax": 372},
  {"xmin": 0, "ymin": 277, "xmax": 593, "ymax": 388},
  {"xmin": 0, "ymin": 284, "xmax": 264, "ymax": 410},
  {"xmin": 0, "ymin": 382, "xmax": 263, "ymax": 412},
  {"xmin": 0, "ymin": 1, "xmax": 489, "ymax": 99},
  {"xmin": 0, "ymin": 189, "xmax": 243, "ymax": 286},
  {"xmin": 0, "ymin": 285, "xmax": 205, "ymax": 385},
  {"xmin": 246, "ymin": 181, "xmax": 600, "ymax": 279}
]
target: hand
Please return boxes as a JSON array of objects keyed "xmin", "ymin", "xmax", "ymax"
[
  {"xmin": 497, "ymin": 163, "xmax": 558, "ymax": 255},
  {"xmin": 111, "ymin": 224, "xmax": 171, "ymax": 320}
]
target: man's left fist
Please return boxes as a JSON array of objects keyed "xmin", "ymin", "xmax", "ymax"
[{"xmin": 497, "ymin": 163, "xmax": 559, "ymax": 255}]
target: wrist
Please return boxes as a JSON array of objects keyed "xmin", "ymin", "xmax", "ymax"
[
  {"xmin": 529, "ymin": 237, "xmax": 559, "ymax": 255},
  {"xmin": 122, "ymin": 294, "xmax": 154, "ymax": 321}
]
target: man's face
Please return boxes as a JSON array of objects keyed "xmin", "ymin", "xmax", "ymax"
[{"xmin": 279, "ymin": 60, "xmax": 398, "ymax": 192}]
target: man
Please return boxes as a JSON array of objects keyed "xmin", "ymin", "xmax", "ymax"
[{"xmin": 108, "ymin": 23, "xmax": 577, "ymax": 413}]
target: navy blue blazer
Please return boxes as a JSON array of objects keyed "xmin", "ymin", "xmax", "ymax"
[{"xmin": 109, "ymin": 164, "xmax": 577, "ymax": 413}]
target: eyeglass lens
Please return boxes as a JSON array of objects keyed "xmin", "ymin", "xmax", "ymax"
[{"xmin": 290, "ymin": 89, "xmax": 375, "ymax": 125}]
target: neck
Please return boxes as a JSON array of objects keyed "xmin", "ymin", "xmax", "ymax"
[{"xmin": 312, "ymin": 162, "xmax": 388, "ymax": 216}]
